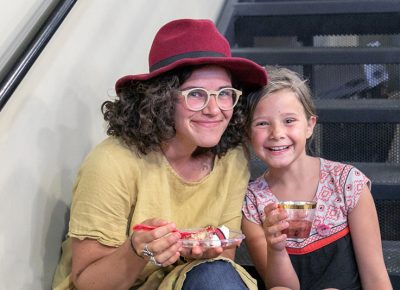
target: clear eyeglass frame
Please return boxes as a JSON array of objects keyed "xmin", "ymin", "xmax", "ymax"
[{"xmin": 180, "ymin": 87, "xmax": 242, "ymax": 111}]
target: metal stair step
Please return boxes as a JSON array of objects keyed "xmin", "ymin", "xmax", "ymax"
[
  {"xmin": 315, "ymin": 99, "xmax": 400, "ymax": 123},
  {"xmin": 233, "ymin": 1, "xmax": 400, "ymax": 16},
  {"xmin": 231, "ymin": 47, "xmax": 400, "ymax": 65}
]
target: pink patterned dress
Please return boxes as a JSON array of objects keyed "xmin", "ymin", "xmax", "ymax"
[{"xmin": 243, "ymin": 158, "xmax": 370, "ymax": 289}]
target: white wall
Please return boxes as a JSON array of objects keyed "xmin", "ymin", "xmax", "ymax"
[{"xmin": 0, "ymin": 1, "xmax": 224, "ymax": 288}]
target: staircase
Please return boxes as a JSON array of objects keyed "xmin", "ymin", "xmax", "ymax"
[{"xmin": 217, "ymin": 0, "xmax": 400, "ymax": 288}]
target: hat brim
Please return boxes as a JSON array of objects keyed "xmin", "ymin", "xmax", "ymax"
[{"xmin": 115, "ymin": 56, "xmax": 267, "ymax": 92}]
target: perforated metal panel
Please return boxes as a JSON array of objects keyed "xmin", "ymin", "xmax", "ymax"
[
  {"xmin": 376, "ymin": 200, "xmax": 400, "ymax": 241},
  {"xmin": 312, "ymin": 123, "xmax": 399, "ymax": 163}
]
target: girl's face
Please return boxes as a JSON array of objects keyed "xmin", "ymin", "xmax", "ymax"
[
  {"xmin": 173, "ymin": 65, "xmax": 234, "ymax": 150},
  {"xmin": 250, "ymin": 88, "xmax": 316, "ymax": 169}
]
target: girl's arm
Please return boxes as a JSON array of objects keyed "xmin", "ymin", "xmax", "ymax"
[
  {"xmin": 71, "ymin": 220, "xmax": 182, "ymax": 290},
  {"xmin": 348, "ymin": 186, "xmax": 392, "ymax": 290},
  {"xmin": 242, "ymin": 204, "xmax": 299, "ymax": 290}
]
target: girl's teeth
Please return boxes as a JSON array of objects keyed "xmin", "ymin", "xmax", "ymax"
[{"xmin": 270, "ymin": 146, "xmax": 289, "ymax": 151}]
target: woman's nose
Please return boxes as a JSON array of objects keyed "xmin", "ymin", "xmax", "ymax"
[{"xmin": 202, "ymin": 94, "xmax": 220, "ymax": 115}]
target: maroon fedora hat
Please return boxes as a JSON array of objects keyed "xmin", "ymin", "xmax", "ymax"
[{"xmin": 115, "ymin": 18, "xmax": 267, "ymax": 91}]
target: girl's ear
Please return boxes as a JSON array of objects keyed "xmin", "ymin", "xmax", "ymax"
[{"xmin": 306, "ymin": 115, "xmax": 317, "ymax": 139}]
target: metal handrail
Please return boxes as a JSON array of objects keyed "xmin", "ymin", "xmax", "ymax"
[{"xmin": 0, "ymin": 0, "xmax": 77, "ymax": 111}]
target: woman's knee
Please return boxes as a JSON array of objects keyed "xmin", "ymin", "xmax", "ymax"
[{"xmin": 183, "ymin": 261, "xmax": 248, "ymax": 290}]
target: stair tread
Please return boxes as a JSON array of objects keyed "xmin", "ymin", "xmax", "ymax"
[
  {"xmin": 234, "ymin": 1, "xmax": 400, "ymax": 16},
  {"xmin": 231, "ymin": 47, "xmax": 400, "ymax": 65},
  {"xmin": 352, "ymin": 163, "xmax": 400, "ymax": 185},
  {"xmin": 315, "ymin": 99, "xmax": 400, "ymax": 110},
  {"xmin": 314, "ymin": 99, "xmax": 400, "ymax": 123}
]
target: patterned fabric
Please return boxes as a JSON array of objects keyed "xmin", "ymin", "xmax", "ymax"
[{"xmin": 242, "ymin": 158, "xmax": 370, "ymax": 253}]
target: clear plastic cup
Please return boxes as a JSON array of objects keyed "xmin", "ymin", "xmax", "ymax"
[{"xmin": 279, "ymin": 201, "xmax": 317, "ymax": 239}]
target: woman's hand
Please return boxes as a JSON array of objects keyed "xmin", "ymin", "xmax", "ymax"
[
  {"xmin": 178, "ymin": 228, "xmax": 243, "ymax": 261},
  {"xmin": 263, "ymin": 203, "xmax": 289, "ymax": 251},
  {"xmin": 71, "ymin": 218, "xmax": 182, "ymax": 290},
  {"xmin": 180, "ymin": 244, "xmax": 225, "ymax": 260},
  {"xmin": 131, "ymin": 218, "xmax": 182, "ymax": 266}
]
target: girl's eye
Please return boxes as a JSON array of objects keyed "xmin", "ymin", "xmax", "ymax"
[{"xmin": 285, "ymin": 118, "xmax": 296, "ymax": 124}]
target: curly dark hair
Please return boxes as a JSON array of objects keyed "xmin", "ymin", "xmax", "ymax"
[{"xmin": 101, "ymin": 65, "xmax": 247, "ymax": 157}]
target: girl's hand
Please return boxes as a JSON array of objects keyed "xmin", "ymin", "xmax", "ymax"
[
  {"xmin": 263, "ymin": 203, "xmax": 289, "ymax": 251},
  {"xmin": 131, "ymin": 218, "xmax": 182, "ymax": 266}
]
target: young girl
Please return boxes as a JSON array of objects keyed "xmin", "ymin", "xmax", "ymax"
[{"xmin": 241, "ymin": 66, "xmax": 392, "ymax": 290}]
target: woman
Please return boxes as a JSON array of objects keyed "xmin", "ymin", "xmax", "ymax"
[{"xmin": 52, "ymin": 18, "xmax": 267, "ymax": 290}]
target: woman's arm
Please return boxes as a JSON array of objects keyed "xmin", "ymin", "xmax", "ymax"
[
  {"xmin": 71, "ymin": 238, "xmax": 144, "ymax": 290},
  {"xmin": 348, "ymin": 186, "xmax": 392, "ymax": 290},
  {"xmin": 242, "ymin": 204, "xmax": 299, "ymax": 290},
  {"xmin": 71, "ymin": 220, "xmax": 182, "ymax": 290}
]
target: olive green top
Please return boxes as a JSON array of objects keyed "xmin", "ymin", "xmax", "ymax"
[{"xmin": 52, "ymin": 137, "xmax": 255, "ymax": 289}]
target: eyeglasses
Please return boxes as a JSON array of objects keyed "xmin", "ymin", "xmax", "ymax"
[{"xmin": 180, "ymin": 88, "xmax": 242, "ymax": 111}]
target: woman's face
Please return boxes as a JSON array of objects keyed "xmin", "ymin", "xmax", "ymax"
[{"xmin": 173, "ymin": 65, "xmax": 234, "ymax": 150}]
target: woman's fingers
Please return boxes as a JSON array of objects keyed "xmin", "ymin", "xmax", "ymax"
[
  {"xmin": 152, "ymin": 234, "xmax": 182, "ymax": 266},
  {"xmin": 179, "ymin": 244, "xmax": 224, "ymax": 260},
  {"xmin": 140, "ymin": 218, "xmax": 175, "ymax": 231},
  {"xmin": 158, "ymin": 251, "xmax": 181, "ymax": 266},
  {"xmin": 131, "ymin": 231, "xmax": 182, "ymax": 266},
  {"xmin": 147, "ymin": 223, "xmax": 178, "ymax": 241},
  {"xmin": 131, "ymin": 219, "xmax": 182, "ymax": 266},
  {"xmin": 149, "ymin": 232, "xmax": 181, "ymax": 255},
  {"xmin": 134, "ymin": 220, "xmax": 178, "ymax": 243},
  {"xmin": 179, "ymin": 246, "xmax": 192, "ymax": 258},
  {"xmin": 191, "ymin": 245, "xmax": 223, "ymax": 259},
  {"xmin": 203, "ymin": 246, "xmax": 224, "ymax": 259}
]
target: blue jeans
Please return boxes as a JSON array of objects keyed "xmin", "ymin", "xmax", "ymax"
[{"xmin": 182, "ymin": 260, "xmax": 249, "ymax": 290}]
